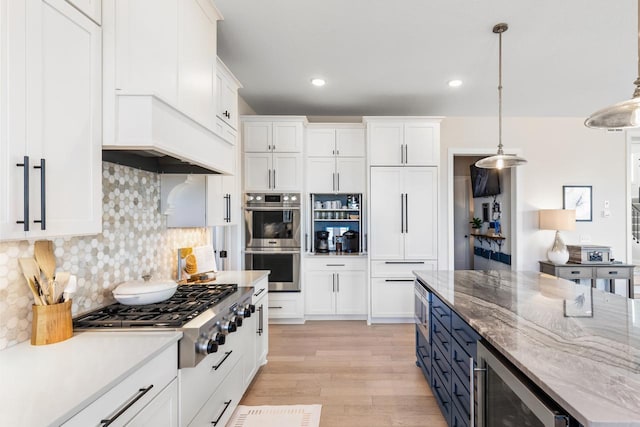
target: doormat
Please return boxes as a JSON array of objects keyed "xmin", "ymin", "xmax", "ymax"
[{"xmin": 226, "ymin": 404, "xmax": 322, "ymax": 427}]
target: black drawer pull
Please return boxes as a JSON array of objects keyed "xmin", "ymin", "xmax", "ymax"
[
  {"xmin": 212, "ymin": 351, "xmax": 233, "ymax": 370},
  {"xmin": 453, "ymin": 327, "xmax": 475, "ymax": 345},
  {"xmin": 254, "ymin": 288, "xmax": 265, "ymax": 297},
  {"xmin": 571, "ymin": 271, "xmax": 580, "ymax": 274},
  {"xmin": 384, "ymin": 279, "xmax": 414, "ymax": 282},
  {"xmin": 100, "ymin": 384, "xmax": 154, "ymax": 426},
  {"xmin": 384, "ymin": 261, "xmax": 425, "ymax": 264},
  {"xmin": 608, "ymin": 271, "xmax": 618, "ymax": 275},
  {"xmin": 211, "ymin": 399, "xmax": 232, "ymax": 426},
  {"xmin": 432, "ymin": 306, "xmax": 450, "ymax": 317},
  {"xmin": 326, "ymin": 264, "xmax": 345, "ymax": 267},
  {"xmin": 269, "ymin": 306, "xmax": 283, "ymax": 309}
]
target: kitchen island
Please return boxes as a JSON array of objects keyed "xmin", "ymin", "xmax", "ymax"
[{"xmin": 414, "ymin": 270, "xmax": 640, "ymax": 427}]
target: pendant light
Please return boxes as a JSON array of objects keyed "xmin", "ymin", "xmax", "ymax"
[
  {"xmin": 585, "ymin": 0, "xmax": 640, "ymax": 129},
  {"xmin": 476, "ymin": 23, "xmax": 527, "ymax": 169}
]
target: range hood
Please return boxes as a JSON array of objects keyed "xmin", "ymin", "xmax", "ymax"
[{"xmin": 102, "ymin": 94, "xmax": 234, "ymax": 175}]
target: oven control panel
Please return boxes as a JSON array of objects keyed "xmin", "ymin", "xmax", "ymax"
[{"xmin": 245, "ymin": 193, "xmax": 300, "ymax": 207}]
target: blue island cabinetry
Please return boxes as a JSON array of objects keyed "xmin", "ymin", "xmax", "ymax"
[{"xmin": 416, "ymin": 285, "xmax": 479, "ymax": 427}]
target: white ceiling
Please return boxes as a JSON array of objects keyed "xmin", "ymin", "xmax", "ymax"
[{"xmin": 215, "ymin": 0, "xmax": 637, "ymax": 117}]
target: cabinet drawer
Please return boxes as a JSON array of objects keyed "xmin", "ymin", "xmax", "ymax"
[
  {"xmin": 431, "ymin": 365, "xmax": 452, "ymax": 424},
  {"xmin": 180, "ymin": 341, "xmax": 242, "ymax": 426},
  {"xmin": 557, "ymin": 267, "xmax": 592, "ymax": 279},
  {"xmin": 371, "ymin": 260, "xmax": 434, "ymax": 277},
  {"xmin": 416, "ymin": 327, "xmax": 431, "ymax": 376},
  {"xmin": 431, "ymin": 341, "xmax": 452, "ymax": 393},
  {"xmin": 451, "ymin": 312, "xmax": 479, "ymax": 358},
  {"xmin": 431, "ymin": 294, "xmax": 452, "ymax": 333},
  {"xmin": 63, "ymin": 345, "xmax": 177, "ymax": 426},
  {"xmin": 188, "ymin": 357, "xmax": 244, "ymax": 427},
  {"xmin": 452, "ymin": 371, "xmax": 471, "ymax": 420},
  {"xmin": 371, "ymin": 278, "xmax": 414, "ymax": 318},
  {"xmin": 451, "ymin": 338, "xmax": 471, "ymax": 390},
  {"xmin": 596, "ymin": 267, "xmax": 633, "ymax": 279},
  {"xmin": 431, "ymin": 316, "xmax": 452, "ymax": 360},
  {"xmin": 452, "ymin": 397, "xmax": 470, "ymax": 427},
  {"xmin": 268, "ymin": 293, "xmax": 303, "ymax": 319},
  {"xmin": 306, "ymin": 257, "xmax": 366, "ymax": 271}
]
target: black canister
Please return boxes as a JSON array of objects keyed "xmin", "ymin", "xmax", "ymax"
[
  {"xmin": 341, "ymin": 230, "xmax": 359, "ymax": 253},
  {"xmin": 315, "ymin": 231, "xmax": 330, "ymax": 253}
]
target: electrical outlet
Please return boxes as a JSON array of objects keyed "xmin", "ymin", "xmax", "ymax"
[
  {"xmin": 602, "ymin": 209, "xmax": 611, "ymax": 218},
  {"xmin": 604, "ymin": 200, "xmax": 610, "ymax": 209},
  {"xmin": 580, "ymin": 235, "xmax": 592, "ymax": 243}
]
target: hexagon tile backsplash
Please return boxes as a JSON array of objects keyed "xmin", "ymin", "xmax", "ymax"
[{"xmin": 0, "ymin": 162, "xmax": 209, "ymax": 350}]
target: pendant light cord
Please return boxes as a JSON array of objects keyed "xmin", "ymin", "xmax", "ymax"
[{"xmin": 498, "ymin": 29, "xmax": 503, "ymax": 154}]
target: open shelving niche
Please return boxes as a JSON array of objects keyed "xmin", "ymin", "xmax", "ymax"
[{"xmin": 309, "ymin": 193, "xmax": 364, "ymax": 253}]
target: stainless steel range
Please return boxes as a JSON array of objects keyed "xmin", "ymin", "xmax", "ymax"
[{"xmin": 73, "ymin": 283, "xmax": 255, "ymax": 368}]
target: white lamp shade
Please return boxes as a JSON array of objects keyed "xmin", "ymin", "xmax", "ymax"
[{"xmin": 539, "ymin": 209, "xmax": 576, "ymax": 231}]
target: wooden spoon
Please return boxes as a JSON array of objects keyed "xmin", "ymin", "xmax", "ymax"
[
  {"xmin": 18, "ymin": 258, "xmax": 44, "ymax": 305},
  {"xmin": 34, "ymin": 240, "xmax": 56, "ymax": 283},
  {"xmin": 53, "ymin": 272, "xmax": 70, "ymax": 304}
]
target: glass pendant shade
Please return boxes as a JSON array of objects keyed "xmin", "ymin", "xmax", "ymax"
[{"xmin": 475, "ymin": 23, "xmax": 527, "ymax": 170}]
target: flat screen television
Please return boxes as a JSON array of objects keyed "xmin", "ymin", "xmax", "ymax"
[{"xmin": 469, "ymin": 164, "xmax": 501, "ymax": 198}]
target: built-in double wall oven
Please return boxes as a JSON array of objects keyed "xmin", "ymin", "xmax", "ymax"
[{"xmin": 244, "ymin": 193, "xmax": 301, "ymax": 292}]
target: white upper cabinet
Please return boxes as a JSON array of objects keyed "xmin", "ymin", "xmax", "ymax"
[
  {"xmin": 0, "ymin": 0, "xmax": 102, "ymax": 240},
  {"xmin": 305, "ymin": 124, "xmax": 365, "ymax": 193},
  {"xmin": 366, "ymin": 117, "xmax": 441, "ymax": 166},
  {"xmin": 216, "ymin": 58, "xmax": 241, "ymax": 132},
  {"xmin": 242, "ymin": 117, "xmax": 306, "ymax": 192}
]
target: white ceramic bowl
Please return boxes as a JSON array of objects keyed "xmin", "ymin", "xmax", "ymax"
[{"xmin": 112, "ymin": 278, "xmax": 178, "ymax": 305}]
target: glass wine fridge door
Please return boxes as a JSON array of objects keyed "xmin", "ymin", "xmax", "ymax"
[{"xmin": 477, "ymin": 342, "xmax": 569, "ymax": 427}]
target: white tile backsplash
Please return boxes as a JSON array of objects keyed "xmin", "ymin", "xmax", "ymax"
[{"xmin": 0, "ymin": 162, "xmax": 209, "ymax": 350}]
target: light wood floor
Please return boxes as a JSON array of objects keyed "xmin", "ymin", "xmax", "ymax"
[{"xmin": 240, "ymin": 321, "xmax": 447, "ymax": 427}]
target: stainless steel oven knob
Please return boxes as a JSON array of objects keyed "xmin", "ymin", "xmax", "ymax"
[
  {"xmin": 212, "ymin": 332, "xmax": 226, "ymax": 345},
  {"xmin": 221, "ymin": 320, "xmax": 237, "ymax": 333},
  {"xmin": 231, "ymin": 315, "xmax": 243, "ymax": 327},
  {"xmin": 195, "ymin": 338, "xmax": 219, "ymax": 355}
]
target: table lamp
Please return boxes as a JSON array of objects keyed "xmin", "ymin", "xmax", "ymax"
[{"xmin": 539, "ymin": 209, "xmax": 576, "ymax": 264}]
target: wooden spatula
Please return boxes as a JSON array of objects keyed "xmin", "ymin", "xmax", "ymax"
[
  {"xmin": 34, "ymin": 240, "xmax": 56, "ymax": 282},
  {"xmin": 18, "ymin": 258, "xmax": 44, "ymax": 305}
]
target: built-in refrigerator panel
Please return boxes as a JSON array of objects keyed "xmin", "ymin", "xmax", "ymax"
[{"xmin": 309, "ymin": 193, "xmax": 365, "ymax": 254}]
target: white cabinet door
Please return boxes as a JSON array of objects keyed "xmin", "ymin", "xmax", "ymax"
[
  {"xmin": 370, "ymin": 167, "xmax": 404, "ymax": 259},
  {"xmin": 336, "ymin": 157, "xmax": 365, "ymax": 193},
  {"xmin": 206, "ymin": 175, "xmax": 235, "ymax": 226},
  {"xmin": 370, "ymin": 278, "xmax": 414, "ymax": 318},
  {"xmin": 336, "ymin": 128, "xmax": 365, "ymax": 157},
  {"xmin": 177, "ymin": 0, "xmax": 216, "ymax": 129},
  {"xmin": 219, "ymin": 76, "xmax": 237, "ymax": 128},
  {"xmin": 405, "ymin": 123, "xmax": 438, "ymax": 166},
  {"xmin": 273, "ymin": 153, "xmax": 301, "ymax": 191},
  {"xmin": 127, "ymin": 379, "xmax": 179, "ymax": 427},
  {"xmin": 244, "ymin": 153, "xmax": 271, "ymax": 192},
  {"xmin": 114, "ymin": 0, "xmax": 179, "ymax": 105},
  {"xmin": 369, "ymin": 122, "xmax": 403, "ymax": 166},
  {"xmin": 305, "ymin": 271, "xmax": 335, "ymax": 315},
  {"xmin": 253, "ymin": 282, "xmax": 268, "ymax": 367},
  {"xmin": 404, "ymin": 167, "xmax": 438, "ymax": 260},
  {"xmin": 335, "ymin": 271, "xmax": 366, "ymax": 315},
  {"xmin": 273, "ymin": 122, "xmax": 302, "ymax": 152},
  {"xmin": 306, "ymin": 157, "xmax": 335, "ymax": 193},
  {"xmin": 243, "ymin": 122, "xmax": 272, "ymax": 152},
  {"xmin": 25, "ymin": 0, "xmax": 102, "ymax": 238},
  {"xmin": 306, "ymin": 128, "xmax": 335, "ymax": 157}
]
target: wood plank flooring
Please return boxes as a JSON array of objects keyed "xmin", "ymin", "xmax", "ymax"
[{"xmin": 239, "ymin": 321, "xmax": 447, "ymax": 427}]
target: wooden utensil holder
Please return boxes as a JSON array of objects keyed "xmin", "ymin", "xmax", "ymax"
[{"xmin": 31, "ymin": 299, "xmax": 73, "ymax": 345}]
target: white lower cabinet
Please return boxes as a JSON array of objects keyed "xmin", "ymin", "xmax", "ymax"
[
  {"xmin": 370, "ymin": 260, "xmax": 436, "ymax": 320},
  {"xmin": 305, "ymin": 257, "xmax": 367, "ymax": 317},
  {"xmin": 188, "ymin": 357, "xmax": 244, "ymax": 427},
  {"xmin": 62, "ymin": 345, "xmax": 178, "ymax": 427},
  {"xmin": 248, "ymin": 279, "xmax": 269, "ymax": 382},
  {"xmin": 268, "ymin": 292, "xmax": 304, "ymax": 320}
]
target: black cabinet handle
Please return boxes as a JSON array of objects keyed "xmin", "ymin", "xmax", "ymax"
[
  {"xmin": 608, "ymin": 271, "xmax": 618, "ymax": 275},
  {"xmin": 326, "ymin": 264, "xmax": 346, "ymax": 267},
  {"xmin": 405, "ymin": 193, "xmax": 409, "ymax": 233},
  {"xmin": 211, "ymin": 399, "xmax": 232, "ymax": 426},
  {"xmin": 100, "ymin": 384, "xmax": 154, "ymax": 426},
  {"xmin": 269, "ymin": 306, "xmax": 283, "ymax": 309},
  {"xmin": 384, "ymin": 279, "xmax": 414, "ymax": 282},
  {"xmin": 254, "ymin": 288, "xmax": 265, "ymax": 297},
  {"xmin": 16, "ymin": 156, "xmax": 29, "ymax": 231},
  {"xmin": 453, "ymin": 327, "xmax": 475, "ymax": 345},
  {"xmin": 400, "ymin": 193, "xmax": 404, "ymax": 233},
  {"xmin": 212, "ymin": 351, "xmax": 233, "ymax": 370},
  {"xmin": 432, "ymin": 306, "xmax": 450, "ymax": 318},
  {"xmin": 384, "ymin": 261, "xmax": 425, "ymax": 265},
  {"xmin": 571, "ymin": 271, "xmax": 580, "ymax": 274},
  {"xmin": 257, "ymin": 304, "xmax": 264, "ymax": 335},
  {"xmin": 33, "ymin": 159, "xmax": 45, "ymax": 230}
]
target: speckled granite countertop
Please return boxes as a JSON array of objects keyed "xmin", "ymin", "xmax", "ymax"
[{"xmin": 414, "ymin": 270, "xmax": 640, "ymax": 427}]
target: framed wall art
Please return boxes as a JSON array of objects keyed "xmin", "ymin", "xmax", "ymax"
[{"xmin": 562, "ymin": 185, "xmax": 592, "ymax": 222}]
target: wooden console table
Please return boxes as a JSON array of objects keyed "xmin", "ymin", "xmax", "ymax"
[{"xmin": 539, "ymin": 261, "xmax": 635, "ymax": 299}]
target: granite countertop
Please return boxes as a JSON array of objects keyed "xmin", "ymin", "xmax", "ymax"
[
  {"xmin": 414, "ymin": 270, "xmax": 640, "ymax": 427},
  {"xmin": 0, "ymin": 331, "xmax": 182, "ymax": 427}
]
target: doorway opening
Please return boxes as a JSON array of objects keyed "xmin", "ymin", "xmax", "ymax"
[{"xmin": 451, "ymin": 154, "xmax": 514, "ymax": 271}]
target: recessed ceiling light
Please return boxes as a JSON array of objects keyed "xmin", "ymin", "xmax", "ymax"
[
  {"xmin": 448, "ymin": 79, "xmax": 463, "ymax": 88},
  {"xmin": 311, "ymin": 78, "xmax": 326, "ymax": 87}
]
